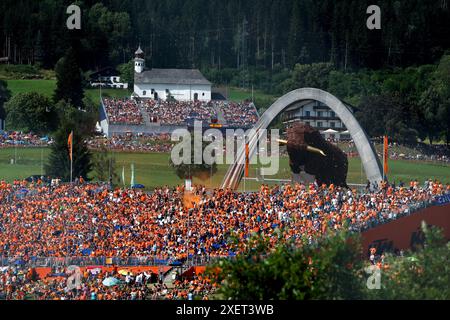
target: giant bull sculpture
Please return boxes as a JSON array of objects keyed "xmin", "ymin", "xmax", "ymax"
[{"xmin": 279, "ymin": 122, "xmax": 348, "ymax": 187}]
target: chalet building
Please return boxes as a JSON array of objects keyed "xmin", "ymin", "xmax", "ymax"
[
  {"xmin": 283, "ymin": 100, "xmax": 351, "ymax": 140},
  {"xmin": 89, "ymin": 67, "xmax": 128, "ymax": 89}
]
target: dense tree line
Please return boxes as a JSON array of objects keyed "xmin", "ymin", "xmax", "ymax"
[
  {"xmin": 0, "ymin": 80, "xmax": 9, "ymax": 122},
  {"xmin": 209, "ymin": 224, "xmax": 450, "ymax": 300},
  {"xmin": 1, "ymin": 0, "xmax": 449, "ymax": 71},
  {"xmin": 1, "ymin": 0, "xmax": 449, "ymax": 145},
  {"xmin": 261, "ymin": 56, "xmax": 450, "ymax": 145}
]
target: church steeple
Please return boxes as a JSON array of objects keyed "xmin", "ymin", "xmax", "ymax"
[{"xmin": 134, "ymin": 45, "xmax": 145, "ymax": 73}]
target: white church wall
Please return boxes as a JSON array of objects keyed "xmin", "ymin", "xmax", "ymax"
[{"xmin": 134, "ymin": 83, "xmax": 211, "ymax": 101}]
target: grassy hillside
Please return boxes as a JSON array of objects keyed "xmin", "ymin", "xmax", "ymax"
[
  {"xmin": 6, "ymin": 79, "xmax": 56, "ymax": 97},
  {"xmin": 5, "ymin": 79, "xmax": 130, "ymax": 102},
  {"xmin": 0, "ymin": 148, "xmax": 448, "ymax": 191},
  {"xmin": 5, "ymin": 79, "xmax": 274, "ymax": 107}
]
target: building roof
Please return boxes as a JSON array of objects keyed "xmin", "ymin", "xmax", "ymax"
[
  {"xmin": 135, "ymin": 68, "xmax": 211, "ymax": 86},
  {"xmin": 88, "ymin": 67, "xmax": 119, "ymax": 80}
]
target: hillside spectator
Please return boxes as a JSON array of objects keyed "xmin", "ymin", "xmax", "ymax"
[
  {"xmin": 0, "ymin": 131, "xmax": 50, "ymax": 148},
  {"xmin": 103, "ymin": 98, "xmax": 143, "ymax": 125},
  {"xmin": 86, "ymin": 133, "xmax": 174, "ymax": 153}
]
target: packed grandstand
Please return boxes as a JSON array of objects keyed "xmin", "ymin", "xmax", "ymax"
[
  {"xmin": 101, "ymin": 97, "xmax": 259, "ymax": 128},
  {"xmin": 0, "ymin": 178, "xmax": 448, "ymax": 300}
]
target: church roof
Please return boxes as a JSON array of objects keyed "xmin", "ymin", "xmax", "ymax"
[
  {"xmin": 135, "ymin": 46, "xmax": 144, "ymax": 55},
  {"xmin": 135, "ymin": 68, "xmax": 211, "ymax": 86}
]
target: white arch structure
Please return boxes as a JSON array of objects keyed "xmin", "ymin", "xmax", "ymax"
[{"xmin": 221, "ymin": 88, "xmax": 383, "ymax": 189}]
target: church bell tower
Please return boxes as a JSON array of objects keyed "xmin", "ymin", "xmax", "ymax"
[{"xmin": 134, "ymin": 45, "xmax": 145, "ymax": 73}]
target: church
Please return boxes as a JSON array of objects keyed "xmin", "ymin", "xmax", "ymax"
[{"xmin": 132, "ymin": 46, "xmax": 212, "ymax": 101}]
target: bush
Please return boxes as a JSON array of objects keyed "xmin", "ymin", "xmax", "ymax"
[{"xmin": 0, "ymin": 64, "xmax": 42, "ymax": 79}]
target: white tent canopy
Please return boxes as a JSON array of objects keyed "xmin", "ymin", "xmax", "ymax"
[{"xmin": 323, "ymin": 129, "xmax": 338, "ymax": 133}]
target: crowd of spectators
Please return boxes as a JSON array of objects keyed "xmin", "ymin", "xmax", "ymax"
[
  {"xmin": 215, "ymin": 101, "xmax": 259, "ymax": 127},
  {"xmin": 0, "ymin": 179, "xmax": 448, "ymax": 260},
  {"xmin": 0, "ymin": 131, "xmax": 50, "ymax": 148},
  {"xmin": 103, "ymin": 98, "xmax": 143, "ymax": 125},
  {"xmin": 339, "ymin": 139, "xmax": 450, "ymax": 164},
  {"xmin": 104, "ymin": 98, "xmax": 259, "ymax": 127},
  {"xmin": 0, "ymin": 178, "xmax": 448, "ymax": 300},
  {"xmin": 169, "ymin": 273, "xmax": 214, "ymax": 300},
  {"xmin": 0, "ymin": 265, "xmax": 214, "ymax": 300},
  {"xmin": 86, "ymin": 133, "xmax": 174, "ymax": 153},
  {"xmin": 141, "ymin": 100, "xmax": 217, "ymax": 125}
]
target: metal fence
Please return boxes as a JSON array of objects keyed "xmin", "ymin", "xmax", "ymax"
[
  {"xmin": 0, "ymin": 255, "xmax": 224, "ymax": 268},
  {"xmin": 357, "ymin": 197, "xmax": 438, "ymax": 232}
]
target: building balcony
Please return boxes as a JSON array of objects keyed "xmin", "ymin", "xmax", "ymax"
[{"xmin": 283, "ymin": 115, "xmax": 342, "ymax": 121}]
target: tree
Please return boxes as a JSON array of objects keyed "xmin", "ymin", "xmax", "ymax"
[
  {"xmin": 419, "ymin": 86, "xmax": 443, "ymax": 145},
  {"xmin": 53, "ymin": 47, "xmax": 84, "ymax": 108},
  {"xmin": 434, "ymin": 55, "xmax": 450, "ymax": 145},
  {"xmin": 0, "ymin": 80, "xmax": 11, "ymax": 123},
  {"xmin": 169, "ymin": 134, "xmax": 218, "ymax": 182},
  {"xmin": 92, "ymin": 146, "xmax": 120, "ymax": 185},
  {"xmin": 117, "ymin": 60, "xmax": 134, "ymax": 88},
  {"xmin": 86, "ymin": 3, "xmax": 131, "ymax": 67},
  {"xmin": 287, "ymin": 0, "xmax": 303, "ymax": 66},
  {"xmin": 34, "ymin": 30, "xmax": 44, "ymax": 67},
  {"xmin": 277, "ymin": 63, "xmax": 334, "ymax": 94},
  {"xmin": 45, "ymin": 107, "xmax": 92, "ymax": 181},
  {"xmin": 1, "ymin": 0, "xmax": 450, "ymax": 71},
  {"xmin": 4, "ymin": 92, "xmax": 56, "ymax": 134},
  {"xmin": 209, "ymin": 223, "xmax": 450, "ymax": 300},
  {"xmin": 437, "ymin": 97, "xmax": 450, "ymax": 145},
  {"xmin": 356, "ymin": 94, "xmax": 418, "ymax": 144},
  {"xmin": 369, "ymin": 223, "xmax": 450, "ymax": 300},
  {"xmin": 208, "ymin": 229, "xmax": 365, "ymax": 300}
]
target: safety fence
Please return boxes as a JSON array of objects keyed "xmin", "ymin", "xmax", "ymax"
[
  {"xmin": 357, "ymin": 197, "xmax": 440, "ymax": 232},
  {"xmin": 0, "ymin": 255, "xmax": 225, "ymax": 268}
]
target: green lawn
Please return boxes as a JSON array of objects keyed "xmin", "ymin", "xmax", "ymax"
[
  {"xmin": 1, "ymin": 80, "xmax": 448, "ymax": 189},
  {"xmin": 6, "ymin": 79, "xmax": 56, "ymax": 98},
  {"xmin": 5, "ymin": 80, "xmax": 281, "ymax": 107},
  {"xmin": 0, "ymin": 147, "xmax": 50, "ymax": 181},
  {"xmin": 5, "ymin": 79, "xmax": 130, "ymax": 102},
  {"xmin": 84, "ymin": 88, "xmax": 131, "ymax": 101},
  {"xmin": 1, "ymin": 148, "xmax": 448, "ymax": 190},
  {"xmin": 227, "ymin": 87, "xmax": 277, "ymax": 102}
]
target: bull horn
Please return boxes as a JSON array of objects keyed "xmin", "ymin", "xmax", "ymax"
[
  {"xmin": 276, "ymin": 139, "xmax": 288, "ymax": 145},
  {"xmin": 306, "ymin": 145, "xmax": 326, "ymax": 157}
]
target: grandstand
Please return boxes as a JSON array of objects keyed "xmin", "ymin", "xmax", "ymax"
[{"xmin": 99, "ymin": 97, "xmax": 259, "ymax": 137}]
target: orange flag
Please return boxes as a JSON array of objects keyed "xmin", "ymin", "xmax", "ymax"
[
  {"xmin": 383, "ymin": 136, "xmax": 388, "ymax": 176},
  {"xmin": 68, "ymin": 131, "xmax": 73, "ymax": 161},
  {"xmin": 244, "ymin": 142, "xmax": 249, "ymax": 178}
]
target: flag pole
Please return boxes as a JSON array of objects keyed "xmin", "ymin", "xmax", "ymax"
[
  {"xmin": 383, "ymin": 135, "xmax": 388, "ymax": 182},
  {"xmin": 244, "ymin": 138, "xmax": 249, "ymax": 193},
  {"xmin": 70, "ymin": 130, "xmax": 73, "ymax": 183},
  {"xmin": 382, "ymin": 137, "xmax": 385, "ymax": 182}
]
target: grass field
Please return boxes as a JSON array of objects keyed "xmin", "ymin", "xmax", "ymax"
[
  {"xmin": 5, "ymin": 79, "xmax": 131, "ymax": 102},
  {"xmin": 5, "ymin": 79, "xmax": 268, "ymax": 104},
  {"xmin": 0, "ymin": 148, "xmax": 448, "ymax": 190},
  {"xmin": 226, "ymin": 87, "xmax": 277, "ymax": 102},
  {"xmin": 2, "ymin": 79, "xmax": 448, "ymax": 189},
  {"xmin": 6, "ymin": 80, "xmax": 57, "ymax": 98}
]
